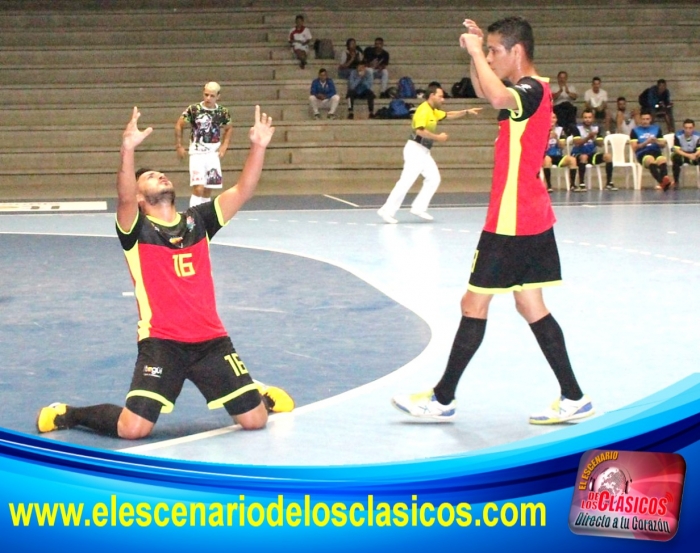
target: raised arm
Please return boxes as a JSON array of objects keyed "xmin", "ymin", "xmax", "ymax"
[
  {"xmin": 445, "ymin": 107, "xmax": 482, "ymax": 120},
  {"xmin": 117, "ymin": 107, "xmax": 152, "ymax": 231},
  {"xmin": 460, "ymin": 19, "xmax": 516, "ymax": 110},
  {"xmin": 216, "ymin": 106, "xmax": 275, "ymax": 223}
]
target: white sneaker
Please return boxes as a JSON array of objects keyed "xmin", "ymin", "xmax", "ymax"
[
  {"xmin": 377, "ymin": 209, "xmax": 398, "ymax": 224},
  {"xmin": 409, "ymin": 209, "xmax": 433, "ymax": 221},
  {"xmin": 529, "ymin": 394, "xmax": 595, "ymax": 425},
  {"xmin": 391, "ymin": 389, "xmax": 456, "ymax": 422}
]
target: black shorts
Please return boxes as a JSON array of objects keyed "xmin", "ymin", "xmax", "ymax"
[
  {"xmin": 468, "ymin": 228, "xmax": 563, "ymax": 293},
  {"xmin": 125, "ymin": 336, "xmax": 261, "ymax": 423},
  {"xmin": 636, "ymin": 149, "xmax": 663, "ymax": 164},
  {"xmin": 590, "ymin": 152, "xmax": 606, "ymax": 165},
  {"xmin": 549, "ymin": 154, "xmax": 565, "ymax": 167}
]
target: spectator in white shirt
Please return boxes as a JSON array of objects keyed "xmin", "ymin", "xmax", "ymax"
[
  {"xmin": 584, "ymin": 76, "xmax": 611, "ymax": 134},
  {"xmin": 289, "ymin": 14, "xmax": 312, "ymax": 69}
]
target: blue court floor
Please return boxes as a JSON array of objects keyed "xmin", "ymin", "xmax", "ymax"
[{"xmin": 0, "ymin": 189, "xmax": 698, "ymax": 465}]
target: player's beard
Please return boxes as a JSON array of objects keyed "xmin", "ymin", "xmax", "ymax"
[{"xmin": 143, "ymin": 189, "xmax": 176, "ymax": 206}]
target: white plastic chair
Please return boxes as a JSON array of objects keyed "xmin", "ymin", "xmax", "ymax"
[
  {"xmin": 604, "ymin": 133, "xmax": 641, "ymax": 189},
  {"xmin": 664, "ymin": 132, "xmax": 700, "ymax": 187},
  {"xmin": 566, "ymin": 135, "xmax": 602, "ymax": 190},
  {"xmin": 539, "ymin": 165, "xmax": 570, "ymax": 190}
]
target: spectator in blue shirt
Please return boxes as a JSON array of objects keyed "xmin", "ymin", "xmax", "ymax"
[
  {"xmin": 346, "ymin": 62, "xmax": 375, "ymax": 120},
  {"xmin": 639, "ymin": 79, "xmax": 674, "ymax": 133},
  {"xmin": 309, "ymin": 68, "xmax": 340, "ymax": 119}
]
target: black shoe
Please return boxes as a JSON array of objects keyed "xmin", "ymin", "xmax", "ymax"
[
  {"xmin": 605, "ymin": 183, "xmax": 618, "ymax": 191},
  {"xmin": 380, "ymin": 91, "xmax": 389, "ymax": 99},
  {"xmin": 347, "ymin": 112, "xmax": 354, "ymax": 120}
]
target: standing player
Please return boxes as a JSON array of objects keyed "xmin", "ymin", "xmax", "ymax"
[
  {"xmin": 175, "ymin": 82, "xmax": 233, "ymax": 207},
  {"xmin": 392, "ymin": 17, "xmax": 594, "ymax": 424},
  {"xmin": 377, "ymin": 84, "xmax": 480, "ymax": 223},
  {"xmin": 36, "ymin": 106, "xmax": 293, "ymax": 440}
]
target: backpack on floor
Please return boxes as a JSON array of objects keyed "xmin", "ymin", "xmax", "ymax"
[
  {"xmin": 451, "ymin": 77, "xmax": 477, "ymax": 98},
  {"xmin": 397, "ymin": 76, "xmax": 417, "ymax": 99},
  {"xmin": 389, "ymin": 99, "xmax": 411, "ymax": 118}
]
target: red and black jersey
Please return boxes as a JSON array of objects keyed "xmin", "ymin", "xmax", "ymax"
[
  {"xmin": 484, "ymin": 76, "xmax": 555, "ymax": 236},
  {"xmin": 116, "ymin": 200, "xmax": 227, "ymax": 343}
]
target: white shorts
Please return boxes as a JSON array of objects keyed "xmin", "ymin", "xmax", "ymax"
[{"xmin": 189, "ymin": 152, "xmax": 223, "ymax": 188}]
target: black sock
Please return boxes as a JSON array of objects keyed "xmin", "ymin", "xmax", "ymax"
[
  {"xmin": 578, "ymin": 162, "xmax": 587, "ymax": 184},
  {"xmin": 673, "ymin": 162, "xmax": 681, "ymax": 182},
  {"xmin": 605, "ymin": 162, "xmax": 613, "ymax": 183},
  {"xmin": 659, "ymin": 163, "xmax": 668, "ymax": 178},
  {"xmin": 529, "ymin": 314, "xmax": 583, "ymax": 400},
  {"xmin": 569, "ymin": 168, "xmax": 577, "ymax": 187},
  {"xmin": 65, "ymin": 404, "xmax": 122, "ymax": 437},
  {"xmin": 649, "ymin": 164, "xmax": 661, "ymax": 182},
  {"xmin": 433, "ymin": 316, "xmax": 487, "ymax": 404},
  {"xmin": 543, "ymin": 168, "xmax": 551, "ymax": 187}
]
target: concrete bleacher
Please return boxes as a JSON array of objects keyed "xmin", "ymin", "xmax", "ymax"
[{"xmin": 0, "ymin": 0, "xmax": 698, "ymax": 201}]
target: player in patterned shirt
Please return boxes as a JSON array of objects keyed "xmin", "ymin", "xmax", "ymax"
[
  {"xmin": 37, "ymin": 106, "xmax": 294, "ymax": 439},
  {"xmin": 175, "ymin": 82, "xmax": 233, "ymax": 208},
  {"xmin": 392, "ymin": 16, "xmax": 594, "ymax": 425}
]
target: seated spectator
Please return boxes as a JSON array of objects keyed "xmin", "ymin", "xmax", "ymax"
[
  {"xmin": 570, "ymin": 109, "xmax": 616, "ymax": 191},
  {"xmin": 552, "ymin": 70, "xmax": 578, "ymax": 128},
  {"xmin": 639, "ymin": 79, "xmax": 674, "ymax": 132},
  {"xmin": 346, "ymin": 62, "xmax": 375, "ymax": 120},
  {"xmin": 542, "ymin": 113, "xmax": 577, "ymax": 193},
  {"xmin": 338, "ymin": 38, "xmax": 362, "ymax": 80},
  {"xmin": 670, "ymin": 118, "xmax": 700, "ymax": 188},
  {"xmin": 288, "ymin": 15, "xmax": 312, "ymax": 69},
  {"xmin": 308, "ymin": 68, "xmax": 340, "ymax": 119},
  {"xmin": 615, "ymin": 97, "xmax": 639, "ymax": 135},
  {"xmin": 630, "ymin": 109, "xmax": 671, "ymax": 190},
  {"xmin": 363, "ymin": 37, "xmax": 390, "ymax": 98},
  {"xmin": 584, "ymin": 76, "xmax": 611, "ymax": 133}
]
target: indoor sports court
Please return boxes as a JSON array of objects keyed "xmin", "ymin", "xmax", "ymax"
[{"xmin": 1, "ymin": 189, "xmax": 698, "ymax": 465}]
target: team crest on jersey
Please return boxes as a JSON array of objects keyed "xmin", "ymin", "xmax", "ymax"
[
  {"xmin": 186, "ymin": 216, "xmax": 195, "ymax": 232},
  {"xmin": 143, "ymin": 365, "xmax": 163, "ymax": 378}
]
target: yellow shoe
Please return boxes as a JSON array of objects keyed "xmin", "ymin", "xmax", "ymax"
[
  {"xmin": 255, "ymin": 381, "xmax": 295, "ymax": 413},
  {"xmin": 36, "ymin": 403, "xmax": 69, "ymax": 433}
]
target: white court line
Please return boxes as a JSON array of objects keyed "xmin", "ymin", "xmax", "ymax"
[
  {"xmin": 0, "ymin": 201, "xmax": 107, "ymax": 212},
  {"xmin": 323, "ymin": 194, "xmax": 360, "ymax": 207}
]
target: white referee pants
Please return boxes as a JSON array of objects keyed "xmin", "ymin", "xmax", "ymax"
[{"xmin": 380, "ymin": 140, "xmax": 441, "ymax": 216}]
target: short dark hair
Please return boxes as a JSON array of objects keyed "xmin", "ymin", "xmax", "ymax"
[
  {"xmin": 135, "ymin": 167, "xmax": 151, "ymax": 180},
  {"xmin": 375, "ymin": 37, "xmax": 384, "ymax": 43},
  {"xmin": 617, "ymin": 96, "xmax": 626, "ymax": 102},
  {"xmin": 557, "ymin": 71, "xmax": 568, "ymax": 78},
  {"xmin": 487, "ymin": 16, "xmax": 534, "ymax": 61},
  {"xmin": 640, "ymin": 108, "xmax": 652, "ymax": 117},
  {"xmin": 592, "ymin": 76, "xmax": 601, "ymax": 83},
  {"xmin": 657, "ymin": 78, "xmax": 666, "ymax": 85},
  {"xmin": 427, "ymin": 84, "xmax": 443, "ymax": 97},
  {"xmin": 683, "ymin": 118, "xmax": 695, "ymax": 126},
  {"xmin": 346, "ymin": 38, "xmax": 355, "ymax": 48},
  {"xmin": 318, "ymin": 68, "xmax": 327, "ymax": 74},
  {"xmin": 582, "ymin": 108, "xmax": 594, "ymax": 116},
  {"xmin": 295, "ymin": 14, "xmax": 304, "ymax": 21}
]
